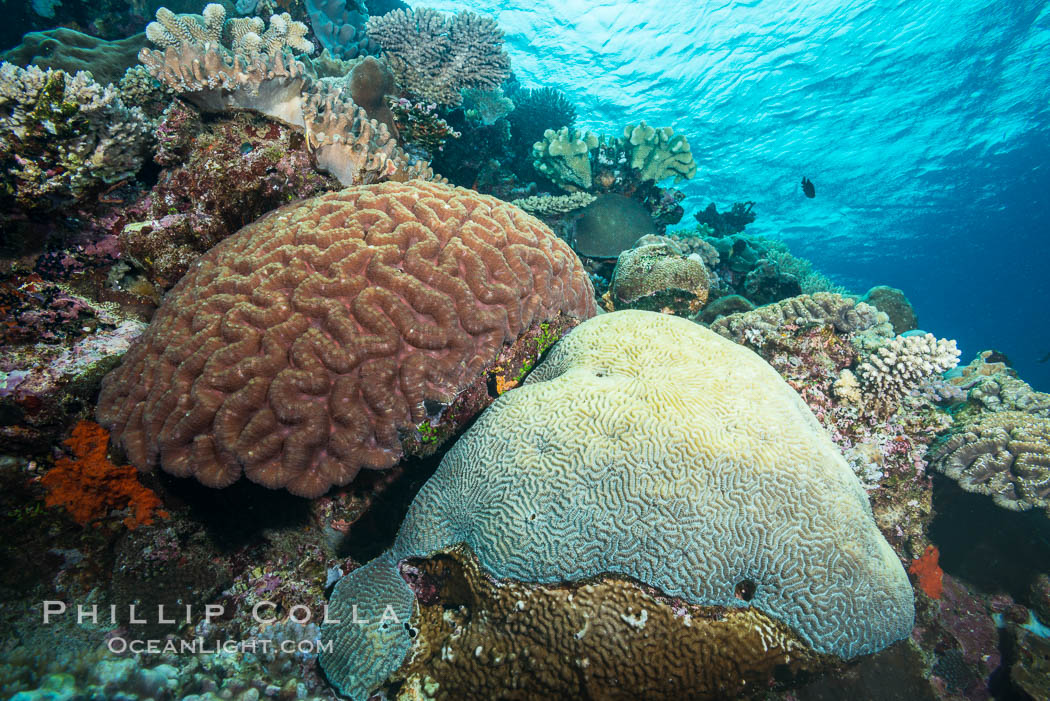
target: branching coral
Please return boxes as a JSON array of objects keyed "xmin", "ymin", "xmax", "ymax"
[
  {"xmin": 366, "ymin": 7, "xmax": 510, "ymax": 107},
  {"xmin": 97, "ymin": 181, "xmax": 595, "ymax": 497},
  {"xmin": 856, "ymin": 333, "xmax": 960, "ymax": 407},
  {"xmin": 0, "ymin": 62, "xmax": 151, "ymax": 210}
]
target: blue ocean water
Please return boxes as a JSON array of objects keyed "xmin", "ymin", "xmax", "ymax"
[{"xmin": 425, "ymin": 0, "xmax": 1050, "ymax": 390}]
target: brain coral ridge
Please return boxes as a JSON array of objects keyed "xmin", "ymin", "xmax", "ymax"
[
  {"xmin": 95, "ymin": 181, "xmax": 596, "ymax": 498},
  {"xmin": 319, "ymin": 310, "xmax": 915, "ymax": 700}
]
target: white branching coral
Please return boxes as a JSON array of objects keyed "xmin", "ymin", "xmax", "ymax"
[
  {"xmin": 0, "ymin": 62, "xmax": 151, "ymax": 208},
  {"xmin": 856, "ymin": 333, "xmax": 960, "ymax": 404},
  {"xmin": 366, "ymin": 8, "xmax": 510, "ymax": 107}
]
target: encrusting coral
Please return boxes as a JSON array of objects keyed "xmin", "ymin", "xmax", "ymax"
[
  {"xmin": 320, "ymin": 310, "xmax": 914, "ymax": 700},
  {"xmin": 366, "ymin": 7, "xmax": 510, "ymax": 107},
  {"xmin": 930, "ymin": 410, "xmax": 1050, "ymax": 515},
  {"xmin": 41, "ymin": 420, "xmax": 166, "ymax": 529},
  {"xmin": 96, "ymin": 180, "xmax": 596, "ymax": 498},
  {"xmin": 0, "ymin": 62, "xmax": 151, "ymax": 210}
]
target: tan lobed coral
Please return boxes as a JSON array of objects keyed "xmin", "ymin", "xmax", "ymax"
[
  {"xmin": 320, "ymin": 311, "xmax": 914, "ymax": 699},
  {"xmin": 623, "ymin": 120, "xmax": 697, "ymax": 183},
  {"xmin": 138, "ymin": 4, "xmax": 431, "ymax": 186},
  {"xmin": 387, "ymin": 544, "xmax": 836, "ymax": 700},
  {"xmin": 139, "ymin": 4, "xmax": 313, "ymax": 127},
  {"xmin": 96, "ymin": 181, "xmax": 596, "ymax": 497},
  {"xmin": 365, "ymin": 8, "xmax": 510, "ymax": 107},
  {"xmin": 930, "ymin": 411, "xmax": 1050, "ymax": 515}
]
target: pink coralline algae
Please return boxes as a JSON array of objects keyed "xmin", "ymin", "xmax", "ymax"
[{"xmin": 120, "ymin": 107, "xmax": 337, "ymax": 288}]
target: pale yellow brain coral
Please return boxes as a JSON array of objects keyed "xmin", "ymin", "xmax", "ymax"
[{"xmin": 320, "ymin": 310, "xmax": 914, "ymax": 700}]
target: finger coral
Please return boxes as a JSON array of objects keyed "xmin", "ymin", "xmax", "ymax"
[
  {"xmin": 41, "ymin": 420, "xmax": 166, "ymax": 529},
  {"xmin": 857, "ymin": 333, "xmax": 960, "ymax": 406},
  {"xmin": 930, "ymin": 411, "xmax": 1050, "ymax": 515},
  {"xmin": 366, "ymin": 8, "xmax": 510, "ymax": 107},
  {"xmin": 0, "ymin": 62, "xmax": 151, "ymax": 210},
  {"xmin": 320, "ymin": 310, "xmax": 914, "ymax": 699},
  {"xmin": 96, "ymin": 180, "xmax": 596, "ymax": 498}
]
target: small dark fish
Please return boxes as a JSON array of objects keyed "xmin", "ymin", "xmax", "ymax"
[
  {"xmin": 801, "ymin": 177, "xmax": 815, "ymax": 198},
  {"xmin": 1039, "ymin": 352, "xmax": 1050, "ymax": 363}
]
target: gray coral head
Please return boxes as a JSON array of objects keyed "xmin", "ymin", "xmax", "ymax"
[{"xmin": 320, "ymin": 310, "xmax": 915, "ymax": 699}]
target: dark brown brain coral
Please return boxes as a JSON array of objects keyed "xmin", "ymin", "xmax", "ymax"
[
  {"xmin": 96, "ymin": 180, "xmax": 596, "ymax": 497},
  {"xmin": 390, "ymin": 545, "xmax": 836, "ymax": 700}
]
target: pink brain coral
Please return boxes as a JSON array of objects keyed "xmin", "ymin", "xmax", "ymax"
[{"xmin": 96, "ymin": 180, "xmax": 596, "ymax": 497}]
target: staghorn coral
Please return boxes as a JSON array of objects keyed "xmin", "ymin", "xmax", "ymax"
[
  {"xmin": 41, "ymin": 420, "xmax": 166, "ymax": 529},
  {"xmin": 532, "ymin": 125, "xmax": 599, "ymax": 191},
  {"xmin": 96, "ymin": 181, "xmax": 595, "ymax": 497},
  {"xmin": 711, "ymin": 292, "xmax": 893, "ymax": 346},
  {"xmin": 0, "ymin": 62, "xmax": 151, "ymax": 210},
  {"xmin": 510, "ymin": 192, "xmax": 595, "ymax": 216},
  {"xmin": 856, "ymin": 333, "xmax": 960, "ymax": 407},
  {"xmin": 622, "ymin": 120, "xmax": 697, "ymax": 183},
  {"xmin": 386, "ymin": 544, "xmax": 836, "ymax": 700},
  {"xmin": 930, "ymin": 411, "xmax": 1050, "ymax": 515},
  {"xmin": 320, "ymin": 310, "xmax": 914, "ymax": 699},
  {"xmin": 366, "ymin": 7, "xmax": 510, "ymax": 107}
]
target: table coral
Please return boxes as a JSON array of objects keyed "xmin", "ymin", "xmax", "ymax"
[
  {"xmin": 320, "ymin": 310, "xmax": 914, "ymax": 700},
  {"xmin": 366, "ymin": 7, "xmax": 510, "ymax": 107},
  {"xmin": 96, "ymin": 180, "xmax": 595, "ymax": 498},
  {"xmin": 41, "ymin": 420, "xmax": 166, "ymax": 529}
]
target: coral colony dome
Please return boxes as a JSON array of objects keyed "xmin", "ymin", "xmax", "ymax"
[{"xmin": 1, "ymin": 1, "xmax": 1048, "ymax": 700}]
